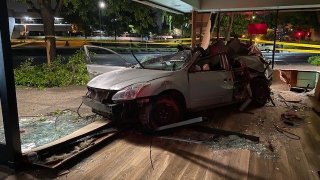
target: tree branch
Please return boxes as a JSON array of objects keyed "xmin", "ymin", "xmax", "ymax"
[
  {"xmin": 26, "ymin": 0, "xmax": 40, "ymax": 14},
  {"xmin": 53, "ymin": 0, "xmax": 64, "ymax": 14}
]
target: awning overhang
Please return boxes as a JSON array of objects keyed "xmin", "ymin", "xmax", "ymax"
[{"xmin": 133, "ymin": 0, "xmax": 320, "ymax": 13}]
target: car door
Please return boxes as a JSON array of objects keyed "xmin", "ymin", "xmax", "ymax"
[
  {"xmin": 188, "ymin": 54, "xmax": 234, "ymax": 109},
  {"xmin": 84, "ymin": 45, "xmax": 134, "ymax": 78}
]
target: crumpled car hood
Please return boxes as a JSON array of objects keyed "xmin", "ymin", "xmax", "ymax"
[{"xmin": 87, "ymin": 68, "xmax": 173, "ymax": 90}]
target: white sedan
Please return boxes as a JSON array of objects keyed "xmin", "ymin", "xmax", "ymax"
[{"xmin": 83, "ymin": 44, "xmax": 272, "ymax": 130}]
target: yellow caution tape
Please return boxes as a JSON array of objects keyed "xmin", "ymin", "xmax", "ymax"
[
  {"xmin": 11, "ymin": 41, "xmax": 33, "ymax": 48},
  {"xmin": 87, "ymin": 41, "xmax": 191, "ymax": 46},
  {"xmin": 240, "ymin": 38, "xmax": 320, "ymax": 49},
  {"xmin": 275, "ymin": 48, "xmax": 320, "ymax": 54}
]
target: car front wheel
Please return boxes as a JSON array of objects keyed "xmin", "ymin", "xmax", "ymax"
[{"xmin": 140, "ymin": 95, "xmax": 182, "ymax": 130}]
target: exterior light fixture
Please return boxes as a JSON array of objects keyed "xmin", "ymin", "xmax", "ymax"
[
  {"xmin": 98, "ymin": 1, "xmax": 106, "ymax": 39},
  {"xmin": 99, "ymin": 1, "xmax": 106, "ymax": 9}
]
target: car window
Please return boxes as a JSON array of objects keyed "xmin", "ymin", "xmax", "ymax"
[
  {"xmin": 140, "ymin": 50, "xmax": 191, "ymax": 71},
  {"xmin": 193, "ymin": 55, "xmax": 225, "ymax": 71},
  {"xmin": 85, "ymin": 46, "xmax": 129, "ymax": 67}
]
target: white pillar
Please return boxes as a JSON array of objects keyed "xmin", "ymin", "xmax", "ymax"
[{"xmin": 8, "ymin": 17, "xmax": 15, "ymax": 39}]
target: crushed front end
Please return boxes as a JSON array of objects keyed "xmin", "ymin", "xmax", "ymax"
[{"xmin": 83, "ymin": 87, "xmax": 139, "ymax": 123}]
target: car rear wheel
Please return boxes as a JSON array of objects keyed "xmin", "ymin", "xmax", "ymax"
[
  {"xmin": 140, "ymin": 95, "xmax": 182, "ymax": 131},
  {"xmin": 250, "ymin": 77, "xmax": 270, "ymax": 106}
]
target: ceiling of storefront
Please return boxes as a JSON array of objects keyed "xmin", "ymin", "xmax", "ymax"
[{"xmin": 133, "ymin": 0, "xmax": 320, "ymax": 13}]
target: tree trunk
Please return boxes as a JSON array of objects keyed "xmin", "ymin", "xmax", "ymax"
[
  {"xmin": 225, "ymin": 13, "xmax": 234, "ymax": 42},
  {"xmin": 316, "ymin": 11, "xmax": 320, "ymax": 26},
  {"xmin": 40, "ymin": 0, "xmax": 56, "ymax": 64}
]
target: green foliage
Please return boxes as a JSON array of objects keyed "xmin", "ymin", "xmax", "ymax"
[
  {"xmin": 159, "ymin": 12, "xmax": 191, "ymax": 36},
  {"xmin": 279, "ymin": 11, "xmax": 319, "ymax": 30},
  {"xmin": 231, "ymin": 14, "xmax": 249, "ymax": 36},
  {"xmin": 220, "ymin": 13, "xmax": 248, "ymax": 37},
  {"xmin": 107, "ymin": 0, "xmax": 157, "ymax": 35},
  {"xmin": 308, "ymin": 56, "xmax": 320, "ymax": 66},
  {"xmin": 62, "ymin": 0, "xmax": 99, "ymax": 36},
  {"xmin": 63, "ymin": 0, "xmax": 157, "ymax": 36},
  {"xmin": 254, "ymin": 11, "xmax": 320, "ymax": 31},
  {"xmin": 14, "ymin": 50, "xmax": 89, "ymax": 89}
]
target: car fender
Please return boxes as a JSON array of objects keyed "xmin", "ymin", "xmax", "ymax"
[{"xmin": 136, "ymin": 70, "xmax": 189, "ymax": 106}]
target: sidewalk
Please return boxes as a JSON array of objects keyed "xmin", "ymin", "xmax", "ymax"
[
  {"xmin": 0, "ymin": 85, "xmax": 91, "ymax": 123},
  {"xmin": 275, "ymin": 64, "xmax": 320, "ymax": 72}
]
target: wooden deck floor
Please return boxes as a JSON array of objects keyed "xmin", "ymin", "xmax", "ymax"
[{"xmin": 2, "ymin": 90, "xmax": 320, "ymax": 180}]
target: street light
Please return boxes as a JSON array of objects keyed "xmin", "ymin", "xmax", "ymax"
[
  {"xmin": 98, "ymin": 1, "xmax": 106, "ymax": 39},
  {"xmin": 111, "ymin": 18, "xmax": 117, "ymax": 41}
]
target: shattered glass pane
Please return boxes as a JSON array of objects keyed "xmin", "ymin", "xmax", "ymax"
[
  {"xmin": 204, "ymin": 135, "xmax": 279, "ymax": 159},
  {"xmin": 0, "ymin": 99, "xmax": 5, "ymax": 144},
  {"xmin": 0, "ymin": 110, "xmax": 99, "ymax": 152}
]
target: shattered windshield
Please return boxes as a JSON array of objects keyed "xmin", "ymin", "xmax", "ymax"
[{"xmin": 139, "ymin": 50, "xmax": 191, "ymax": 71}]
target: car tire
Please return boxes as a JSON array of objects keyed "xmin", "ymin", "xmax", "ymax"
[
  {"xmin": 140, "ymin": 95, "xmax": 182, "ymax": 131},
  {"xmin": 250, "ymin": 77, "xmax": 270, "ymax": 106}
]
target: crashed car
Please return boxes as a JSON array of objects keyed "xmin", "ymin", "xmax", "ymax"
[{"xmin": 83, "ymin": 41, "xmax": 272, "ymax": 130}]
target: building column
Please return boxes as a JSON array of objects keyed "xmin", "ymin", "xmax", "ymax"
[
  {"xmin": 191, "ymin": 11, "xmax": 197, "ymax": 48},
  {"xmin": 0, "ymin": 0, "xmax": 22, "ymax": 168}
]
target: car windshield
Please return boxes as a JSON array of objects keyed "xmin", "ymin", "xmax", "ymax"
[{"xmin": 138, "ymin": 50, "xmax": 191, "ymax": 71}]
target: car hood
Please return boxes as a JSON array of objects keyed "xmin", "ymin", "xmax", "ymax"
[{"xmin": 87, "ymin": 68, "xmax": 173, "ymax": 90}]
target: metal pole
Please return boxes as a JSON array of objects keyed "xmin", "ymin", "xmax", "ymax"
[
  {"xmin": 0, "ymin": 0, "xmax": 22, "ymax": 168},
  {"xmin": 191, "ymin": 11, "xmax": 197, "ymax": 48},
  {"xmin": 216, "ymin": 12, "xmax": 221, "ymax": 40},
  {"xmin": 99, "ymin": 9, "xmax": 102, "ymax": 40},
  {"xmin": 114, "ymin": 19, "xmax": 117, "ymax": 41},
  {"xmin": 272, "ymin": 10, "xmax": 279, "ymax": 69}
]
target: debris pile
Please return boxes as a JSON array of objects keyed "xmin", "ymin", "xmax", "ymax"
[
  {"xmin": 205, "ymin": 135, "xmax": 278, "ymax": 159},
  {"xmin": 281, "ymin": 110, "xmax": 304, "ymax": 126},
  {"xmin": 45, "ymin": 138, "xmax": 95, "ymax": 164}
]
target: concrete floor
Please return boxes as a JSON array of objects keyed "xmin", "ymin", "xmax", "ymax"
[{"xmin": 0, "ymin": 85, "xmax": 90, "ymax": 119}]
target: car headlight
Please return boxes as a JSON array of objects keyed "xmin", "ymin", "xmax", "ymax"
[{"xmin": 112, "ymin": 82, "xmax": 150, "ymax": 101}]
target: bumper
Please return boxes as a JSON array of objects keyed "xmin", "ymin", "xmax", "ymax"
[{"xmin": 82, "ymin": 96, "xmax": 121, "ymax": 120}]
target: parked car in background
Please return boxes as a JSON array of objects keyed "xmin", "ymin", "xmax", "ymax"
[{"xmin": 256, "ymin": 43, "xmax": 282, "ymax": 52}]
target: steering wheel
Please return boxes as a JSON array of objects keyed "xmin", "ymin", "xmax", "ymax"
[{"xmin": 192, "ymin": 46, "xmax": 206, "ymax": 57}]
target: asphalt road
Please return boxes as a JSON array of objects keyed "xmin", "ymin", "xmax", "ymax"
[
  {"xmin": 262, "ymin": 52, "xmax": 317, "ymax": 65},
  {"xmin": 11, "ymin": 47, "xmax": 319, "ymax": 68}
]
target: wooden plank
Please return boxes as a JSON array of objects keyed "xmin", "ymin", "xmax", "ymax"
[
  {"xmin": 83, "ymin": 142, "xmax": 136, "ymax": 179},
  {"xmin": 135, "ymin": 140, "xmax": 177, "ymax": 179},
  {"xmin": 182, "ymin": 145, "xmax": 211, "ymax": 180},
  {"xmin": 158, "ymin": 143, "xmax": 196, "ymax": 180},
  {"xmin": 279, "ymin": 91, "xmax": 302, "ymax": 103},
  {"xmin": 282, "ymin": 129, "xmax": 312, "ymax": 180},
  {"xmin": 66, "ymin": 139, "xmax": 128, "ymax": 179},
  {"xmin": 106, "ymin": 145, "xmax": 151, "ymax": 179}
]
